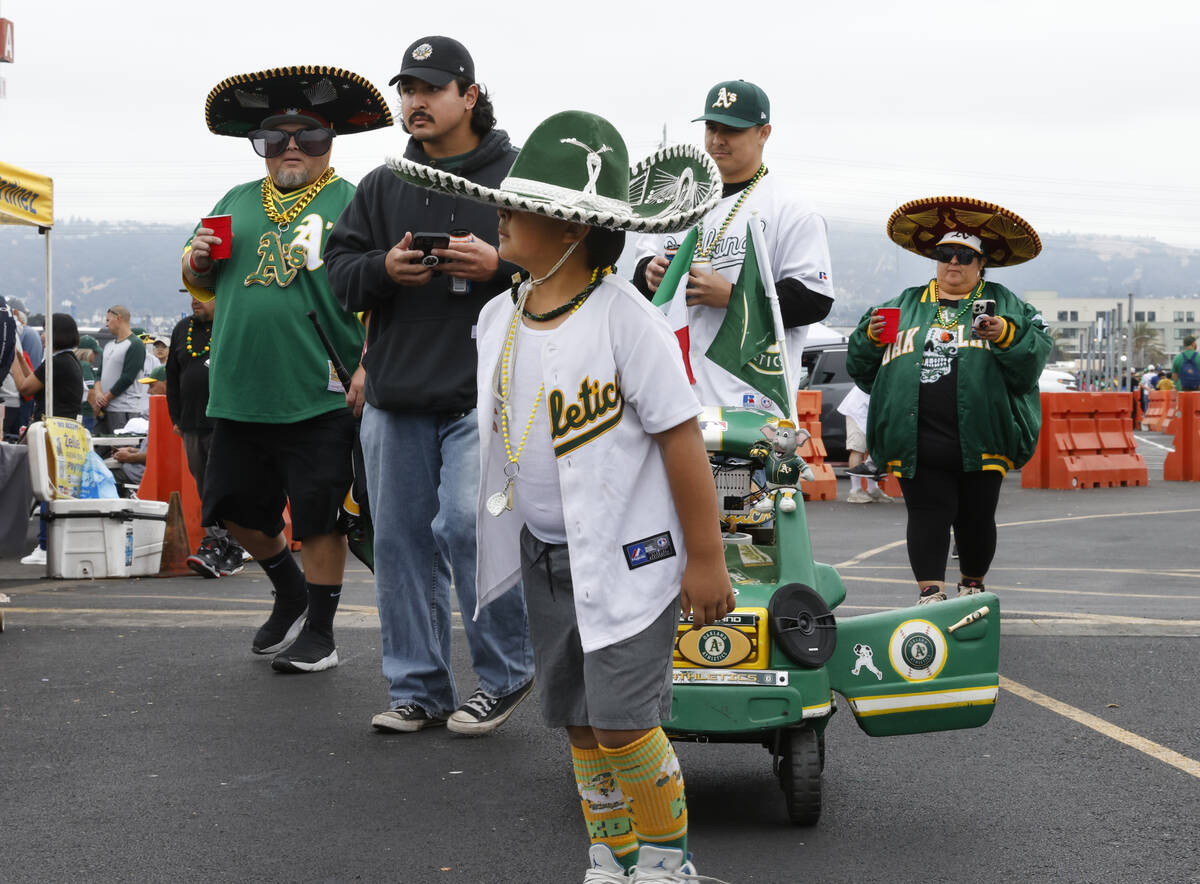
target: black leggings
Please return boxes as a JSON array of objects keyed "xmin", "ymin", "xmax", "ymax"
[{"xmin": 897, "ymin": 465, "xmax": 1004, "ymax": 583}]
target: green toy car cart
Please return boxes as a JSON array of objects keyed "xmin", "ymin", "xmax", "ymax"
[{"xmin": 665, "ymin": 407, "xmax": 1001, "ymax": 825}]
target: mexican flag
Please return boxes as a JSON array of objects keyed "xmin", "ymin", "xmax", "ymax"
[
  {"xmin": 651, "ymin": 227, "xmax": 698, "ymax": 383},
  {"xmin": 704, "ymin": 220, "xmax": 792, "ymax": 411}
]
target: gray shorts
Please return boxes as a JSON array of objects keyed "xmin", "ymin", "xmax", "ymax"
[{"xmin": 519, "ymin": 526, "xmax": 679, "ymax": 730}]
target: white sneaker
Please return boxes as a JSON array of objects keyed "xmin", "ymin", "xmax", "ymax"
[
  {"xmin": 917, "ymin": 591, "xmax": 948, "ymax": 605},
  {"xmin": 631, "ymin": 845, "xmax": 728, "ymax": 883},
  {"xmin": 845, "ymin": 488, "xmax": 872, "ymax": 504},
  {"xmin": 584, "ymin": 844, "xmax": 629, "ymax": 882},
  {"xmin": 21, "ymin": 547, "xmax": 47, "ymax": 566},
  {"xmin": 867, "ymin": 487, "xmax": 894, "ymax": 502}
]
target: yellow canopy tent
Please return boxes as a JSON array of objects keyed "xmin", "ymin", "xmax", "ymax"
[{"xmin": 0, "ymin": 160, "xmax": 55, "ymax": 413}]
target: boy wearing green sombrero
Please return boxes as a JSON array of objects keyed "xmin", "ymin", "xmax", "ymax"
[{"xmin": 393, "ymin": 112, "xmax": 733, "ymax": 882}]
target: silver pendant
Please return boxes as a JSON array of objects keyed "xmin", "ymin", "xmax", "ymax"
[{"xmin": 486, "ymin": 491, "xmax": 508, "ymax": 517}]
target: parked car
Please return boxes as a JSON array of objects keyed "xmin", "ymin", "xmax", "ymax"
[
  {"xmin": 799, "ymin": 344, "xmax": 853, "ymax": 463},
  {"xmin": 1038, "ymin": 368, "xmax": 1079, "ymax": 393}
]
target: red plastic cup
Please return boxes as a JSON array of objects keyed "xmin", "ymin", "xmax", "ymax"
[
  {"xmin": 202, "ymin": 214, "xmax": 232, "ymax": 260},
  {"xmin": 876, "ymin": 307, "xmax": 901, "ymax": 344}
]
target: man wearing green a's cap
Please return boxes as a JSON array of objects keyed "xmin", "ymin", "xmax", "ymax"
[{"xmin": 633, "ymin": 78, "xmax": 836, "ymax": 415}]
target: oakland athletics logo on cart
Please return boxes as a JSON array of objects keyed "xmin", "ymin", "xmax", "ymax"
[{"xmin": 888, "ymin": 619, "xmax": 948, "ymax": 682}]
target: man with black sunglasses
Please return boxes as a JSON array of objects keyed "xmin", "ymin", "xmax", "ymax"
[
  {"xmin": 181, "ymin": 66, "xmax": 392, "ymax": 674},
  {"xmin": 325, "ymin": 36, "xmax": 535, "ymax": 736}
]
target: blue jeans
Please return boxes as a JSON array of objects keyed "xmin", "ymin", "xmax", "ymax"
[{"xmin": 360, "ymin": 404, "xmax": 534, "ymax": 716}]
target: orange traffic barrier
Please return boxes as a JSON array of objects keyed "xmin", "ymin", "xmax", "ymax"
[
  {"xmin": 1164, "ymin": 392, "xmax": 1200, "ymax": 481},
  {"xmin": 793, "ymin": 390, "xmax": 838, "ymax": 501},
  {"xmin": 1021, "ymin": 393, "xmax": 1148, "ymax": 489},
  {"xmin": 138, "ymin": 395, "xmax": 203, "ymax": 557},
  {"xmin": 1141, "ymin": 390, "xmax": 1177, "ymax": 433}
]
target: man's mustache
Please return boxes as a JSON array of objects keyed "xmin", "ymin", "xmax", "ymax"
[{"xmin": 408, "ymin": 113, "xmax": 434, "ymax": 126}]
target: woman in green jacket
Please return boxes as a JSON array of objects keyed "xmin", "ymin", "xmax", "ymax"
[{"xmin": 847, "ymin": 197, "xmax": 1051, "ymax": 606}]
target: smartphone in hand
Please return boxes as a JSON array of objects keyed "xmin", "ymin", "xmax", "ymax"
[{"xmin": 412, "ymin": 232, "xmax": 451, "ymax": 272}]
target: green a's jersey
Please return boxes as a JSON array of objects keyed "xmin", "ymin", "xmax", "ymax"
[{"xmin": 183, "ymin": 174, "xmax": 364, "ymax": 423}]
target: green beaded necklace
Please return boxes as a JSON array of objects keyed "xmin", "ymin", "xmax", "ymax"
[{"xmin": 930, "ymin": 279, "xmax": 985, "ymax": 329}]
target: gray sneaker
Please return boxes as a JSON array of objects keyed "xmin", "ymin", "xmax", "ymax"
[
  {"xmin": 917, "ymin": 591, "xmax": 948, "ymax": 605},
  {"xmin": 372, "ymin": 703, "xmax": 447, "ymax": 733}
]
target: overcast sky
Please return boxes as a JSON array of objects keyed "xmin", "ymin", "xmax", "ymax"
[{"xmin": 1, "ymin": 0, "xmax": 1197, "ymax": 248}]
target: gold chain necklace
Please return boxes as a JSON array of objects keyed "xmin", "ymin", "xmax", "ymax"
[
  {"xmin": 261, "ymin": 167, "xmax": 336, "ymax": 231},
  {"xmin": 695, "ymin": 164, "xmax": 767, "ymax": 259},
  {"xmin": 930, "ymin": 279, "xmax": 985, "ymax": 329}
]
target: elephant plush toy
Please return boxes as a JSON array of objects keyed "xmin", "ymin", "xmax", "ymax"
[{"xmin": 749, "ymin": 420, "xmax": 815, "ymax": 514}]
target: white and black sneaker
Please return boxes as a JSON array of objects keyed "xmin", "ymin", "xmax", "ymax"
[
  {"xmin": 186, "ymin": 537, "xmax": 223, "ymax": 579},
  {"xmin": 371, "ymin": 703, "xmax": 447, "ymax": 733},
  {"xmin": 270, "ymin": 626, "xmax": 337, "ymax": 673},
  {"xmin": 447, "ymin": 680, "xmax": 534, "ymax": 736}
]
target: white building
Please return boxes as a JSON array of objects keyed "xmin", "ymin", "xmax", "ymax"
[{"xmin": 1023, "ymin": 290, "xmax": 1199, "ymax": 360}]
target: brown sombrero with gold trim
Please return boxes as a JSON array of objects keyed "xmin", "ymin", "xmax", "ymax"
[
  {"xmin": 205, "ymin": 66, "xmax": 393, "ymax": 137},
  {"xmin": 887, "ymin": 196, "xmax": 1042, "ymax": 267}
]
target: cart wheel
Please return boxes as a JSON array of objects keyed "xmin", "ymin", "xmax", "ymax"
[
  {"xmin": 780, "ymin": 726, "xmax": 822, "ymax": 825},
  {"xmin": 0, "ymin": 610, "xmax": 5, "ymax": 633},
  {"xmin": 818, "ymin": 729, "xmax": 825, "ymax": 772}
]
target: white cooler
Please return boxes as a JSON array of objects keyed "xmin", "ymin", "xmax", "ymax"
[{"xmin": 45, "ymin": 498, "xmax": 170, "ymax": 579}]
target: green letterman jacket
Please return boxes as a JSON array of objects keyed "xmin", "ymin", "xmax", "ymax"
[{"xmin": 846, "ymin": 280, "xmax": 1051, "ymax": 479}]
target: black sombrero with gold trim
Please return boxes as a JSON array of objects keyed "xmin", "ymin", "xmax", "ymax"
[
  {"xmin": 205, "ymin": 66, "xmax": 393, "ymax": 136},
  {"xmin": 887, "ymin": 196, "xmax": 1042, "ymax": 267}
]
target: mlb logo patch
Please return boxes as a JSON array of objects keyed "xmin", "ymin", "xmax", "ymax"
[
  {"xmin": 622, "ymin": 531, "xmax": 677, "ymax": 570},
  {"xmin": 742, "ymin": 394, "xmax": 757, "ymax": 407}
]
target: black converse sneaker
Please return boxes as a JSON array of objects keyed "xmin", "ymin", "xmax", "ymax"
[
  {"xmin": 446, "ymin": 680, "xmax": 534, "ymax": 736},
  {"xmin": 270, "ymin": 626, "xmax": 338, "ymax": 673},
  {"xmin": 371, "ymin": 703, "xmax": 447, "ymax": 733},
  {"xmin": 251, "ymin": 594, "xmax": 307, "ymax": 655}
]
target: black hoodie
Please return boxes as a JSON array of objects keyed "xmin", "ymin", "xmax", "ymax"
[{"xmin": 325, "ymin": 129, "xmax": 519, "ymax": 413}]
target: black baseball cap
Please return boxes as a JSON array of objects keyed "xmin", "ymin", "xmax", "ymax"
[{"xmin": 389, "ymin": 36, "xmax": 474, "ymax": 88}]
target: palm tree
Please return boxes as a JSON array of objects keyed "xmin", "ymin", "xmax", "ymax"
[{"xmin": 1131, "ymin": 322, "xmax": 1167, "ymax": 368}]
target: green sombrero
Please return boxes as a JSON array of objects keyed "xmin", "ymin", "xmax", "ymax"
[
  {"xmin": 205, "ymin": 65, "xmax": 394, "ymax": 136},
  {"xmin": 387, "ymin": 110, "xmax": 722, "ymax": 234},
  {"xmin": 887, "ymin": 196, "xmax": 1042, "ymax": 267}
]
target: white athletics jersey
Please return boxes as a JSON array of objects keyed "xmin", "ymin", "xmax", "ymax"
[
  {"xmin": 632, "ymin": 173, "xmax": 834, "ymax": 414},
  {"xmin": 474, "ymin": 275, "xmax": 702, "ymax": 652}
]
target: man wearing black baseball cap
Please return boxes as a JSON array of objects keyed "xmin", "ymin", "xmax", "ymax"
[
  {"xmin": 325, "ymin": 37, "xmax": 535, "ymax": 737},
  {"xmin": 633, "ymin": 78, "xmax": 837, "ymax": 415}
]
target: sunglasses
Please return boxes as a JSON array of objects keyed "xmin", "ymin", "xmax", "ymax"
[
  {"xmin": 248, "ymin": 127, "xmax": 334, "ymax": 158},
  {"xmin": 934, "ymin": 245, "xmax": 981, "ymax": 264}
]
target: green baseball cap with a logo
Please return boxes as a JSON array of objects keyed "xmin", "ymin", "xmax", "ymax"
[{"xmin": 692, "ymin": 79, "xmax": 770, "ymax": 129}]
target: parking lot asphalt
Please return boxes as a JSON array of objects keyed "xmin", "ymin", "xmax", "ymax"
[{"xmin": 1, "ymin": 432, "xmax": 1196, "ymax": 883}]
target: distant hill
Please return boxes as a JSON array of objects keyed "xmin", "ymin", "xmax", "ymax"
[{"xmin": 3, "ymin": 219, "xmax": 1198, "ymax": 328}]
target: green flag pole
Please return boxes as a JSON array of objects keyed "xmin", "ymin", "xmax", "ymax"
[{"xmin": 748, "ymin": 213, "xmax": 797, "ymax": 425}]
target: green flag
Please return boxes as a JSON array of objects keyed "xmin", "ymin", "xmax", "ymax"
[{"xmin": 704, "ymin": 222, "xmax": 790, "ymax": 408}]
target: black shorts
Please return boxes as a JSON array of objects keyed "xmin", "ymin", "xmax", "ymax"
[{"xmin": 202, "ymin": 410, "xmax": 356, "ymax": 541}]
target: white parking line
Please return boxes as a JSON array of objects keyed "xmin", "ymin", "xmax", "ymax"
[{"xmin": 1001, "ymin": 676, "xmax": 1200, "ymax": 781}]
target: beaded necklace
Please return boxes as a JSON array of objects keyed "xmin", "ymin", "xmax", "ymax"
[
  {"xmin": 694, "ymin": 164, "xmax": 766, "ymax": 259},
  {"xmin": 261, "ymin": 167, "xmax": 337, "ymax": 232},
  {"xmin": 486, "ymin": 275, "xmax": 598, "ymax": 517},
  {"xmin": 511, "ymin": 266, "xmax": 611, "ymax": 321},
  {"xmin": 930, "ymin": 279, "xmax": 985, "ymax": 329},
  {"xmin": 185, "ymin": 319, "xmax": 211, "ymax": 359}
]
